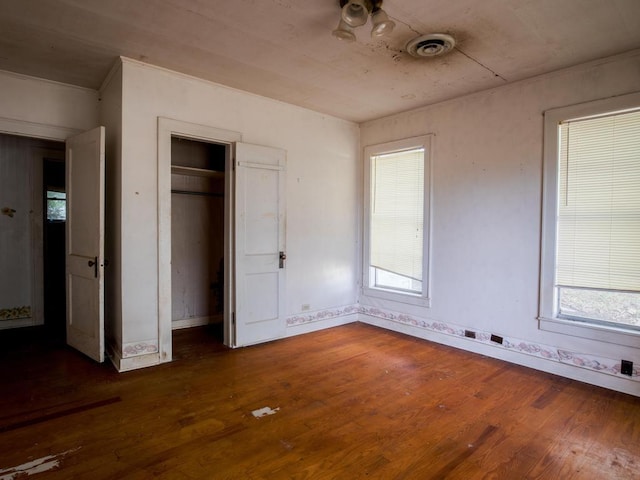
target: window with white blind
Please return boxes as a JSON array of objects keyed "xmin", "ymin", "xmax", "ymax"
[
  {"xmin": 363, "ymin": 136, "xmax": 431, "ymax": 306},
  {"xmin": 540, "ymin": 92, "xmax": 640, "ymax": 343}
]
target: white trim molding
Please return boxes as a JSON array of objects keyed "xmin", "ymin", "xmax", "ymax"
[
  {"xmin": 172, "ymin": 315, "xmax": 222, "ymax": 330},
  {"xmin": 0, "ymin": 116, "xmax": 80, "ymax": 141},
  {"xmin": 358, "ymin": 305, "xmax": 639, "ymax": 396}
]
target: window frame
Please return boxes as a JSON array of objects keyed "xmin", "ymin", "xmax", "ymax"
[
  {"xmin": 45, "ymin": 188, "xmax": 67, "ymax": 222},
  {"xmin": 539, "ymin": 91, "xmax": 640, "ymax": 347},
  {"xmin": 362, "ymin": 135, "xmax": 432, "ymax": 307}
]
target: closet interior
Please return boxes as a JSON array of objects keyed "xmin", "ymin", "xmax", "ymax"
[{"xmin": 170, "ymin": 137, "xmax": 227, "ymax": 334}]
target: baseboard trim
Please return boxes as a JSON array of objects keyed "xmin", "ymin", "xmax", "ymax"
[
  {"xmin": 359, "ymin": 313, "xmax": 640, "ymax": 397},
  {"xmin": 107, "ymin": 341, "xmax": 160, "ymax": 372},
  {"xmin": 172, "ymin": 315, "xmax": 221, "ymax": 330},
  {"xmin": 109, "ymin": 350, "xmax": 160, "ymax": 373},
  {"xmin": 285, "ymin": 312, "xmax": 358, "ymax": 337}
]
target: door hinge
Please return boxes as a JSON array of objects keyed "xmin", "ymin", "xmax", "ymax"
[{"xmin": 232, "ymin": 312, "xmax": 236, "ymax": 325}]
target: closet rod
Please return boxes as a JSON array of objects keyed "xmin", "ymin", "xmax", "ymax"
[{"xmin": 171, "ymin": 189, "xmax": 223, "ymax": 197}]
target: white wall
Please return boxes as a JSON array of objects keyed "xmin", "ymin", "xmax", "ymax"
[
  {"xmin": 0, "ymin": 69, "xmax": 98, "ymax": 136},
  {"xmin": 359, "ymin": 51, "xmax": 640, "ymax": 395},
  {"xmin": 0, "ymin": 135, "xmax": 39, "ymax": 328},
  {"xmin": 116, "ymin": 58, "xmax": 360, "ymax": 362}
]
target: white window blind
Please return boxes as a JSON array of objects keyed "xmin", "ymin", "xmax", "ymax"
[
  {"xmin": 556, "ymin": 109, "xmax": 640, "ymax": 292},
  {"xmin": 370, "ymin": 148, "xmax": 424, "ymax": 282}
]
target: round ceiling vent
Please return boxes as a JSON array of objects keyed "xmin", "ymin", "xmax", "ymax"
[{"xmin": 406, "ymin": 33, "xmax": 456, "ymax": 58}]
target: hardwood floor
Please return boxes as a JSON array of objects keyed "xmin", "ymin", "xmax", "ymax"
[{"xmin": 0, "ymin": 323, "xmax": 638, "ymax": 479}]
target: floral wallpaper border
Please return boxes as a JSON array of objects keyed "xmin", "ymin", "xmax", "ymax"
[
  {"xmin": 0, "ymin": 306, "xmax": 31, "ymax": 320},
  {"xmin": 286, "ymin": 304, "xmax": 360, "ymax": 326},
  {"xmin": 122, "ymin": 340, "xmax": 159, "ymax": 358},
  {"xmin": 360, "ymin": 305, "xmax": 638, "ymax": 381},
  {"xmin": 285, "ymin": 303, "xmax": 637, "ymax": 381}
]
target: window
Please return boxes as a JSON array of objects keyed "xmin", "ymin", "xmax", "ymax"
[
  {"xmin": 363, "ymin": 136, "xmax": 431, "ymax": 306},
  {"xmin": 540, "ymin": 92, "xmax": 640, "ymax": 344},
  {"xmin": 46, "ymin": 190, "xmax": 66, "ymax": 221}
]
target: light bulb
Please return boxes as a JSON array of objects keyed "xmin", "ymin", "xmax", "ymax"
[
  {"xmin": 371, "ymin": 9, "xmax": 395, "ymax": 38},
  {"xmin": 332, "ymin": 18, "xmax": 356, "ymax": 42},
  {"xmin": 341, "ymin": 0, "xmax": 370, "ymax": 28}
]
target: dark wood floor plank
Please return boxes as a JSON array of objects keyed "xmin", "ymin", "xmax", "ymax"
[{"xmin": 0, "ymin": 323, "xmax": 639, "ymax": 479}]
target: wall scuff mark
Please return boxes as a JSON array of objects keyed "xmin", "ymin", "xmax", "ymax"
[{"xmin": 1, "ymin": 207, "xmax": 16, "ymax": 218}]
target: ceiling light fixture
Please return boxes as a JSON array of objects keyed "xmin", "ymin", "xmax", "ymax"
[{"xmin": 332, "ymin": 0, "xmax": 395, "ymax": 41}]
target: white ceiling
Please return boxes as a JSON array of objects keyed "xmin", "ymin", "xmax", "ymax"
[{"xmin": 1, "ymin": 0, "xmax": 640, "ymax": 123}]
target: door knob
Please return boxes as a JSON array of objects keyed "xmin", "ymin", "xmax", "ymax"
[{"xmin": 88, "ymin": 256, "xmax": 98, "ymax": 278}]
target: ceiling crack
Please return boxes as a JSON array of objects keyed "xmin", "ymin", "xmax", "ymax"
[
  {"xmin": 389, "ymin": 15, "xmax": 421, "ymax": 36},
  {"xmin": 455, "ymin": 47, "xmax": 508, "ymax": 82}
]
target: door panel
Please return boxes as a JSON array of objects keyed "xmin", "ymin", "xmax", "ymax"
[
  {"xmin": 234, "ymin": 142, "xmax": 286, "ymax": 347},
  {"xmin": 66, "ymin": 126, "xmax": 105, "ymax": 362},
  {"xmin": 244, "ymin": 167, "xmax": 280, "ymax": 254}
]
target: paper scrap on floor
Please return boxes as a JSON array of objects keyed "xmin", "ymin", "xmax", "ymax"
[{"xmin": 252, "ymin": 406, "xmax": 280, "ymax": 418}]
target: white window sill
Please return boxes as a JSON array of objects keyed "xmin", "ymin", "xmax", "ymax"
[
  {"xmin": 539, "ymin": 316, "xmax": 640, "ymax": 349},
  {"xmin": 362, "ymin": 286, "xmax": 431, "ymax": 308}
]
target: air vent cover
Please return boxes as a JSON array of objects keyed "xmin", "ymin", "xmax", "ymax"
[{"xmin": 406, "ymin": 33, "xmax": 456, "ymax": 58}]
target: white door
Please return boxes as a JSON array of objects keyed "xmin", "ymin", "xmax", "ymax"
[
  {"xmin": 234, "ymin": 142, "xmax": 286, "ymax": 346},
  {"xmin": 66, "ymin": 126, "xmax": 105, "ymax": 362}
]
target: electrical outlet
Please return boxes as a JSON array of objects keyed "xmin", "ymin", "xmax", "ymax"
[
  {"xmin": 621, "ymin": 360, "xmax": 633, "ymax": 376},
  {"xmin": 490, "ymin": 334, "xmax": 504, "ymax": 345},
  {"xmin": 301, "ymin": 304, "xmax": 311, "ymax": 312},
  {"xmin": 464, "ymin": 330, "xmax": 476, "ymax": 339}
]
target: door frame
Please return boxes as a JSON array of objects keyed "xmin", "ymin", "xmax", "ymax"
[
  {"xmin": 0, "ymin": 119, "xmax": 79, "ymax": 331},
  {"xmin": 0, "ymin": 118, "xmax": 79, "ymax": 143},
  {"xmin": 157, "ymin": 117, "xmax": 241, "ymax": 362}
]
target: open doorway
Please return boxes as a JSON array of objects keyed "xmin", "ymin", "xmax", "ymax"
[
  {"xmin": 0, "ymin": 133, "xmax": 65, "ymax": 344},
  {"xmin": 170, "ymin": 137, "xmax": 227, "ymax": 346},
  {"xmin": 43, "ymin": 157, "xmax": 66, "ymax": 341}
]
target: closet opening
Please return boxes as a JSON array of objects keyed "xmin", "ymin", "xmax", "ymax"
[{"xmin": 170, "ymin": 136, "xmax": 228, "ymax": 349}]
